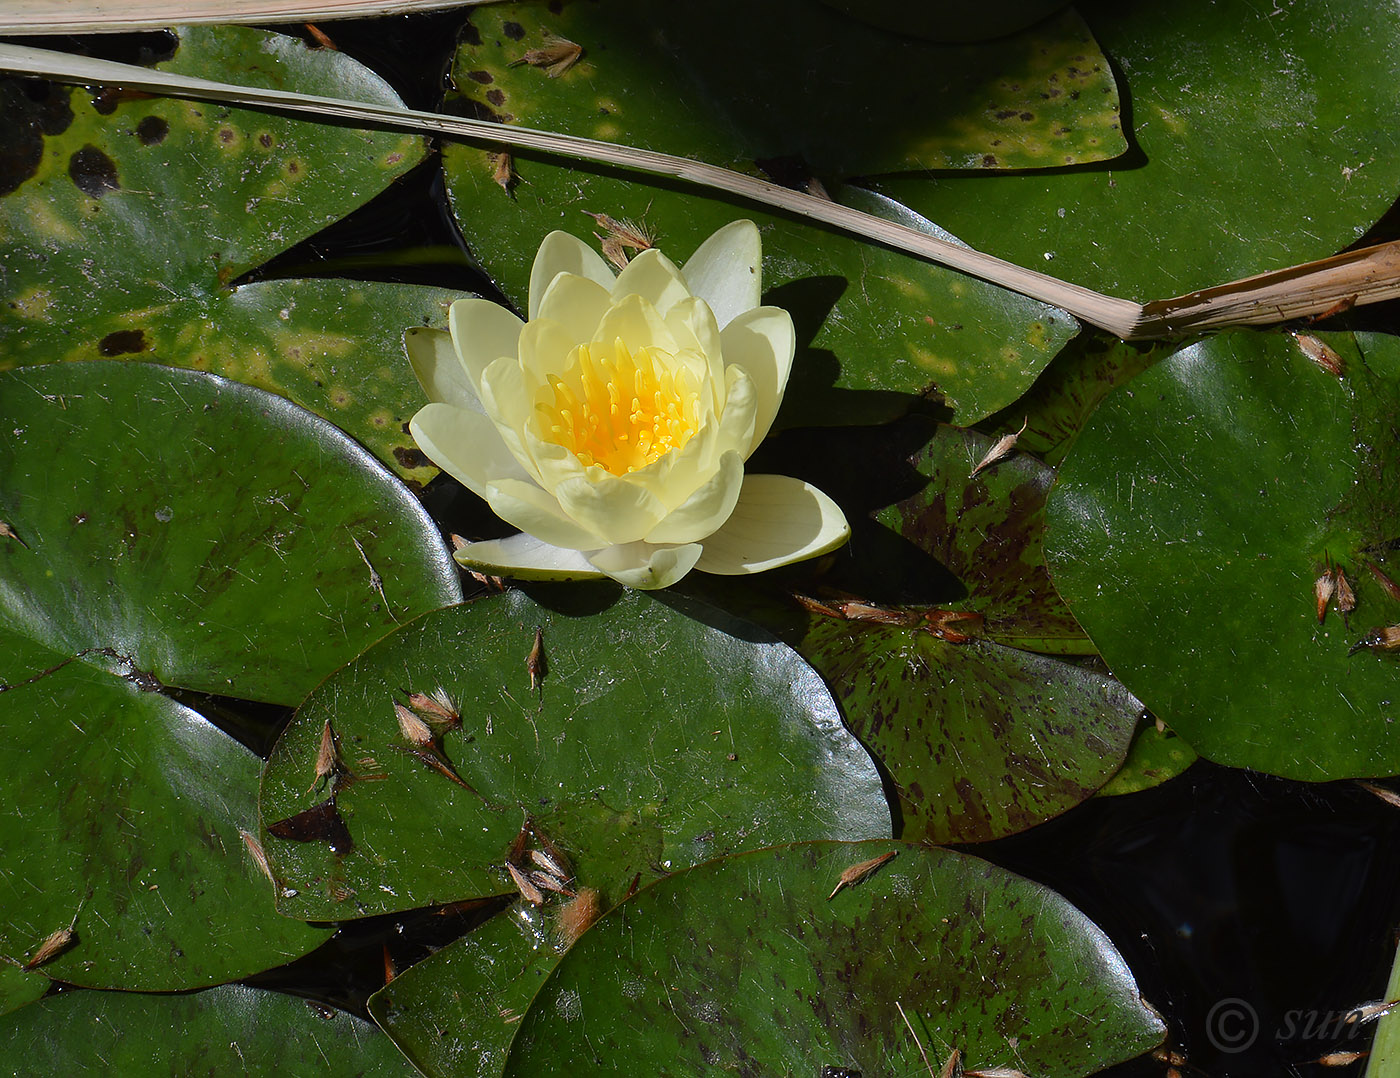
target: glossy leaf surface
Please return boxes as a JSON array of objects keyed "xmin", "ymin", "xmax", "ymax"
[{"xmin": 1046, "ymin": 330, "xmax": 1400, "ymax": 778}]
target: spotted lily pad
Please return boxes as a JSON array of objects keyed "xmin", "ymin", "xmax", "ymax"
[
  {"xmin": 869, "ymin": 0, "xmax": 1400, "ymax": 300},
  {"xmin": 260, "ymin": 587, "xmax": 891, "ymax": 923},
  {"xmin": 442, "ymin": 29, "xmax": 1079, "ymax": 429},
  {"xmin": 1098, "ymin": 722, "xmax": 1198, "ymax": 797},
  {"xmin": 0, "ymin": 985, "xmax": 420, "ymax": 1074},
  {"xmin": 483, "ymin": 842, "xmax": 1163, "ymax": 1075},
  {"xmin": 455, "ymin": 0, "xmax": 1122, "ymax": 174},
  {"xmin": 0, "ymin": 25, "xmax": 438, "ymax": 478},
  {"xmin": 1046, "ymin": 330, "xmax": 1400, "ymax": 779}
]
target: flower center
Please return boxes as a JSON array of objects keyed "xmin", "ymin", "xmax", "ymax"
[{"xmin": 536, "ymin": 338, "xmax": 701, "ymax": 476}]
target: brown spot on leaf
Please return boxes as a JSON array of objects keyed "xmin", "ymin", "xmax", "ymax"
[
  {"xmin": 98, "ymin": 329, "xmax": 148, "ymax": 356},
  {"xmin": 259, "ymin": 132, "xmax": 274, "ymax": 148},
  {"xmin": 981, "ymin": 154, "xmax": 999, "ymax": 167},
  {"xmin": 69, "ymin": 145, "xmax": 120, "ymax": 198},
  {"xmin": 468, "ymin": 69, "xmax": 494, "ymax": 84},
  {"xmin": 487, "ymin": 89, "xmax": 506, "ymax": 106},
  {"xmin": 394, "ymin": 446, "xmax": 430, "ymax": 469},
  {"xmin": 217, "ymin": 126, "xmax": 236, "ymax": 144},
  {"xmin": 503, "ymin": 20, "xmax": 526, "ymax": 40},
  {"xmin": 135, "ymin": 115, "xmax": 168, "ymax": 145}
]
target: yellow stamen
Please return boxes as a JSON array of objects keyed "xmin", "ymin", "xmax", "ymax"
[{"xmin": 536, "ymin": 339, "xmax": 700, "ymax": 475}]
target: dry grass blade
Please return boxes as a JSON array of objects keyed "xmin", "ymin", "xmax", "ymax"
[
  {"xmin": 0, "ymin": 0, "xmax": 484, "ymax": 34},
  {"xmin": 895, "ymin": 1000, "xmax": 937, "ymax": 1077}
]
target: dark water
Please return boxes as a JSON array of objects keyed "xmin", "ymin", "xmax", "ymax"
[{"xmin": 11, "ymin": 11, "xmax": 1400, "ymax": 1078}]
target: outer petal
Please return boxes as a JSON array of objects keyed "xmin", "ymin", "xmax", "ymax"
[
  {"xmin": 587, "ymin": 541, "xmax": 703, "ymax": 590},
  {"xmin": 721, "ymin": 306, "xmax": 795, "ymax": 457},
  {"xmin": 611, "ymin": 248, "xmax": 691, "ymax": 317},
  {"xmin": 529, "ymin": 231, "xmax": 616, "ymax": 319},
  {"xmin": 483, "ymin": 478, "xmax": 609, "ymax": 551},
  {"xmin": 405, "ymin": 327, "xmax": 482, "ymax": 412},
  {"xmin": 644, "ymin": 449, "xmax": 745, "ymax": 545},
  {"xmin": 453, "ymin": 533, "xmax": 604, "ymax": 581},
  {"xmin": 551, "ymin": 471, "xmax": 667, "ymax": 546},
  {"xmin": 681, "ymin": 220, "xmax": 761, "ymax": 329},
  {"xmin": 693, "ymin": 474, "xmax": 850, "ymax": 575},
  {"xmin": 535, "ymin": 273, "xmax": 612, "ymax": 346},
  {"xmin": 409, "ymin": 402, "xmax": 530, "ymax": 494},
  {"xmin": 448, "ymin": 297, "xmax": 524, "ymax": 392}
]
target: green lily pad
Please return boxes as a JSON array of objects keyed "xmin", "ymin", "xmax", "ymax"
[
  {"xmin": 0, "ymin": 361, "xmax": 460, "ymax": 706},
  {"xmin": 0, "ymin": 985, "xmax": 420, "ymax": 1074},
  {"xmin": 1045, "ymin": 330, "xmax": 1400, "ymax": 779},
  {"xmin": 868, "ymin": 0, "xmax": 1400, "ymax": 300},
  {"xmin": 873, "ymin": 420, "xmax": 1091, "ymax": 653},
  {"xmin": 454, "ymin": 1, "xmax": 1122, "ymax": 174},
  {"xmin": 0, "ymin": 964, "xmax": 47, "ymax": 1019},
  {"xmin": 260, "ymin": 588, "xmax": 891, "ymax": 923},
  {"xmin": 1098, "ymin": 721, "xmax": 1198, "ymax": 797},
  {"xmin": 0, "ymin": 651, "xmax": 329, "ymax": 1004},
  {"xmin": 488, "ymin": 842, "xmax": 1163, "ymax": 1075},
  {"xmin": 2, "ymin": 277, "xmax": 458, "ymax": 486},
  {"xmin": 442, "ymin": 44, "xmax": 1079, "ymax": 429}
]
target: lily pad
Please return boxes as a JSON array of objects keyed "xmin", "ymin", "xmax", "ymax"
[
  {"xmin": 2, "ymin": 276, "xmax": 459, "ymax": 485},
  {"xmin": 0, "ymin": 985, "xmax": 420, "ymax": 1074},
  {"xmin": 453, "ymin": 1, "xmax": 1122, "ymax": 174},
  {"xmin": 1098, "ymin": 721, "xmax": 1198, "ymax": 797},
  {"xmin": 0, "ymin": 361, "xmax": 460, "ymax": 706},
  {"xmin": 489, "ymin": 842, "xmax": 1163, "ymax": 1075},
  {"xmin": 868, "ymin": 0, "xmax": 1400, "ymax": 300},
  {"xmin": 1045, "ymin": 330, "xmax": 1400, "ymax": 779},
  {"xmin": 260, "ymin": 588, "xmax": 891, "ymax": 923},
  {"xmin": 873, "ymin": 420, "xmax": 1091, "ymax": 653},
  {"xmin": 442, "ymin": 34, "xmax": 1079, "ymax": 428}
]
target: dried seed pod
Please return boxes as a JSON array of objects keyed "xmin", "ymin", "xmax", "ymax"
[
  {"xmin": 1290, "ymin": 331, "xmax": 1345, "ymax": 376},
  {"xmin": 489, "ymin": 151, "xmax": 515, "ymax": 194},
  {"xmin": 1367, "ymin": 561, "xmax": 1400, "ymax": 601},
  {"xmin": 307, "ymin": 718, "xmax": 339, "ymax": 794},
  {"xmin": 511, "ymin": 33, "xmax": 583, "ymax": 78},
  {"xmin": 828, "ymin": 850, "xmax": 897, "ymax": 899},
  {"xmin": 24, "ymin": 922, "xmax": 78, "ymax": 970},
  {"xmin": 970, "ymin": 418, "xmax": 1028, "ymax": 478},
  {"xmin": 791, "ymin": 592, "xmax": 844, "ymax": 618},
  {"xmin": 506, "ymin": 861, "xmax": 544, "ymax": 905},
  {"xmin": 1344, "ymin": 997, "xmax": 1399, "ymax": 1024},
  {"xmin": 527, "ymin": 626, "xmax": 546, "ymax": 692},
  {"xmin": 1334, "ymin": 567, "xmax": 1356, "ymax": 616},
  {"xmin": 1315, "ymin": 1050, "xmax": 1367, "ymax": 1067},
  {"xmin": 938, "ymin": 1047, "xmax": 963, "ymax": 1078},
  {"xmin": 1316, "ymin": 568, "xmax": 1337, "ymax": 623},
  {"xmin": 409, "ymin": 687, "xmax": 460, "ymax": 729},
  {"xmin": 529, "ymin": 869, "xmax": 575, "ymax": 897},
  {"xmin": 555, "ymin": 887, "xmax": 603, "ymax": 945},
  {"xmin": 393, "ymin": 701, "xmax": 435, "ymax": 747},
  {"xmin": 1355, "ymin": 780, "xmax": 1400, "ymax": 809},
  {"xmin": 1349, "ymin": 625, "xmax": 1400, "ymax": 654},
  {"xmin": 239, "ymin": 828, "xmax": 276, "ymax": 886},
  {"xmin": 530, "ymin": 847, "xmax": 570, "ymax": 882},
  {"xmin": 0, "ymin": 521, "xmax": 28, "ymax": 548},
  {"xmin": 834, "ymin": 600, "xmax": 919, "ymax": 626}
]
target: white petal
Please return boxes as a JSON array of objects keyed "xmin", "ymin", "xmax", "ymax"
[
  {"xmin": 454, "ymin": 533, "xmax": 604, "ymax": 581},
  {"xmin": 644, "ymin": 450, "xmax": 745, "ymax": 545},
  {"xmin": 483, "ymin": 478, "xmax": 609, "ymax": 551},
  {"xmin": 593, "ymin": 293, "xmax": 679, "ymax": 355},
  {"xmin": 587, "ymin": 541, "xmax": 703, "ymax": 590},
  {"xmin": 664, "ymin": 296, "xmax": 726, "ymax": 413},
  {"xmin": 694, "ymin": 474, "xmax": 850, "ymax": 575},
  {"xmin": 551, "ymin": 470, "xmax": 667, "ymax": 546},
  {"xmin": 714, "ymin": 363, "xmax": 758, "ymax": 459},
  {"xmin": 611, "ymin": 248, "xmax": 691, "ymax": 316},
  {"xmin": 682, "ymin": 220, "xmax": 761, "ymax": 329},
  {"xmin": 721, "ymin": 306, "xmax": 795, "ymax": 456},
  {"xmin": 535, "ymin": 273, "xmax": 612, "ymax": 346},
  {"xmin": 405, "ymin": 327, "xmax": 481, "ymax": 412},
  {"xmin": 409, "ymin": 403, "xmax": 530, "ymax": 495},
  {"xmin": 449, "ymin": 298, "xmax": 524, "ymax": 393},
  {"xmin": 529, "ymin": 231, "xmax": 616, "ymax": 319}
]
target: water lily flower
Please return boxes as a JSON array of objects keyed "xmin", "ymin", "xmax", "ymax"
[{"xmin": 406, "ymin": 220, "xmax": 849, "ymax": 589}]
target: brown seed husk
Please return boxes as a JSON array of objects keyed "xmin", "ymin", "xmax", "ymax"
[
  {"xmin": 556, "ymin": 887, "xmax": 603, "ymax": 945},
  {"xmin": 828, "ymin": 850, "xmax": 897, "ymax": 899}
]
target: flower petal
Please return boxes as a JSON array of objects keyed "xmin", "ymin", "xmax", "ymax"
[
  {"xmin": 592, "ymin": 293, "xmax": 679, "ymax": 356},
  {"xmin": 454, "ymin": 533, "xmax": 604, "ymax": 581},
  {"xmin": 535, "ymin": 273, "xmax": 612, "ymax": 346},
  {"xmin": 587, "ymin": 541, "xmax": 703, "ymax": 590},
  {"xmin": 682, "ymin": 220, "xmax": 761, "ymax": 329},
  {"xmin": 694, "ymin": 474, "xmax": 850, "ymax": 575},
  {"xmin": 551, "ymin": 470, "xmax": 667, "ymax": 546},
  {"xmin": 611, "ymin": 248, "xmax": 691, "ymax": 316},
  {"xmin": 529, "ymin": 231, "xmax": 616, "ymax": 319},
  {"xmin": 644, "ymin": 449, "xmax": 744, "ymax": 545},
  {"xmin": 484, "ymin": 478, "xmax": 609, "ymax": 551},
  {"xmin": 405, "ymin": 327, "xmax": 482, "ymax": 412},
  {"xmin": 665, "ymin": 296, "xmax": 726, "ymax": 413},
  {"xmin": 721, "ymin": 306, "xmax": 795, "ymax": 456},
  {"xmin": 409, "ymin": 402, "xmax": 530, "ymax": 494},
  {"xmin": 449, "ymin": 297, "xmax": 524, "ymax": 393}
]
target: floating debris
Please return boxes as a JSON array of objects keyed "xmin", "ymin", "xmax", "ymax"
[
  {"xmin": 970, "ymin": 418, "xmax": 1028, "ymax": 478},
  {"xmin": 1290, "ymin": 331, "xmax": 1345, "ymax": 376},
  {"xmin": 828, "ymin": 850, "xmax": 897, "ymax": 899},
  {"xmin": 527, "ymin": 626, "xmax": 547, "ymax": 692},
  {"xmin": 511, "ymin": 33, "xmax": 583, "ymax": 78}
]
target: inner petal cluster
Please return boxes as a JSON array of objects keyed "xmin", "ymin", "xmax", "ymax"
[{"xmin": 535, "ymin": 337, "xmax": 701, "ymax": 476}]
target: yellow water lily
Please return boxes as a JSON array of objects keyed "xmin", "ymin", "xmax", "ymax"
[{"xmin": 407, "ymin": 221, "xmax": 849, "ymax": 589}]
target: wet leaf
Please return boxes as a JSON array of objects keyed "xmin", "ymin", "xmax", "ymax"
[
  {"xmin": 260, "ymin": 587, "xmax": 891, "ymax": 922},
  {"xmin": 1097, "ymin": 721, "xmax": 1198, "ymax": 797},
  {"xmin": 0, "ymin": 361, "xmax": 460, "ymax": 706},
  {"xmin": 0, "ymin": 985, "xmax": 419, "ymax": 1074},
  {"xmin": 1046, "ymin": 330, "xmax": 1400, "ymax": 778},
  {"xmin": 442, "ymin": 18, "xmax": 1079, "ymax": 429},
  {"xmin": 868, "ymin": 0, "xmax": 1400, "ymax": 300},
  {"xmin": 488, "ymin": 842, "xmax": 1163, "ymax": 1076}
]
